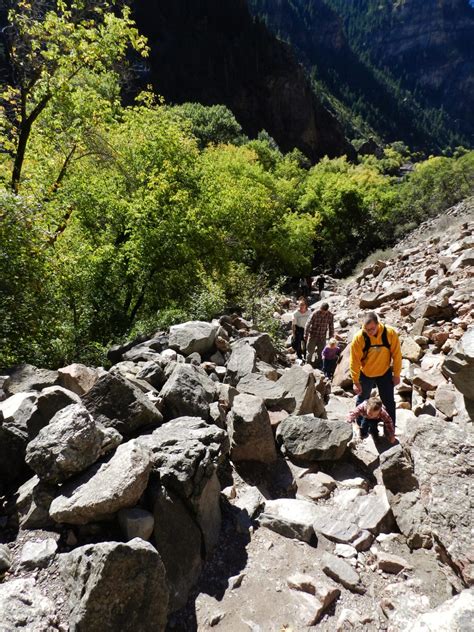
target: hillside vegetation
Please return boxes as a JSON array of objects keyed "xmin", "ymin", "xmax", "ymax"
[{"xmin": 1, "ymin": 1, "xmax": 473, "ymax": 369}]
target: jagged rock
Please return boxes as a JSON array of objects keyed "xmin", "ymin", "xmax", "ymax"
[
  {"xmin": 321, "ymin": 552, "xmax": 364, "ymax": 593},
  {"xmin": 0, "ymin": 407, "xmax": 28, "ymax": 485},
  {"xmin": 278, "ymin": 365, "xmax": 326, "ymax": 417},
  {"xmin": 226, "ymin": 343, "xmax": 257, "ymax": 386},
  {"xmin": 135, "ymin": 361, "xmax": 167, "ymax": 390},
  {"xmin": 0, "ymin": 578, "xmax": 59, "ymax": 630},
  {"xmin": 122, "ymin": 345, "xmax": 162, "ymax": 363},
  {"xmin": 26, "ymin": 404, "xmax": 121, "ymax": 484},
  {"xmin": 49, "ymin": 439, "xmax": 152, "ymax": 524},
  {"xmin": 359, "ymin": 293, "xmax": 382, "ymax": 309},
  {"xmin": 296, "ymin": 471, "xmax": 336, "ymax": 502},
  {"xmin": 312, "ymin": 508, "xmax": 361, "ymax": 544},
  {"xmin": 139, "ymin": 417, "xmax": 226, "ymax": 553},
  {"xmin": 169, "ymin": 320, "xmax": 218, "ymax": 356},
  {"xmin": 286, "ymin": 573, "xmax": 340, "ymax": 624},
  {"xmin": 442, "ymin": 328, "xmax": 474, "ymax": 403},
  {"xmin": 401, "ymin": 337, "xmax": 423, "ymax": 363},
  {"xmin": 58, "ymin": 363, "xmax": 100, "ymax": 395},
  {"xmin": 235, "ymin": 372, "xmax": 296, "ymax": 412},
  {"xmin": 450, "ymin": 248, "xmax": 474, "ymax": 272},
  {"xmin": 227, "ymin": 393, "xmax": 277, "ymax": 464},
  {"xmin": 0, "ymin": 391, "xmax": 36, "ymax": 440},
  {"xmin": 0, "ymin": 544, "xmax": 12, "ymax": 572},
  {"xmin": 258, "ymin": 498, "xmax": 319, "ymax": 542},
  {"xmin": 325, "ymin": 395, "xmax": 353, "ymax": 421},
  {"xmin": 20, "ymin": 539, "xmax": 58, "ymax": 569},
  {"xmin": 407, "ymin": 588, "xmax": 474, "ymax": 632},
  {"xmin": 151, "ymin": 484, "xmax": 203, "ymax": 612},
  {"xmin": 411, "ymin": 298, "xmax": 455, "ymax": 322},
  {"xmin": 82, "ymin": 372, "xmax": 162, "ymax": 436},
  {"xmin": 332, "ymin": 344, "xmax": 352, "ymax": 389},
  {"xmin": 378, "ymin": 285, "xmax": 410, "ymax": 303},
  {"xmin": 376, "ymin": 551, "xmax": 412, "ymax": 574},
  {"xmin": 335, "ymin": 544, "xmax": 357, "ymax": 559},
  {"xmin": 387, "ymin": 489, "xmax": 433, "ymax": 549},
  {"xmin": 276, "ymin": 415, "xmax": 351, "ymax": 463},
  {"xmin": 59, "ymin": 539, "xmax": 169, "ymax": 632},
  {"xmin": 16, "ymin": 475, "xmax": 56, "ymax": 529},
  {"xmin": 4, "ymin": 364, "xmax": 59, "ymax": 395},
  {"xmin": 380, "ymin": 445, "xmax": 418, "ymax": 494},
  {"xmin": 160, "ymin": 363, "xmax": 216, "ymax": 421},
  {"xmin": 412, "ymin": 369, "xmax": 446, "ymax": 392},
  {"xmin": 28, "ymin": 386, "xmax": 83, "ymax": 439},
  {"xmin": 242, "ymin": 333, "xmax": 276, "ymax": 364},
  {"xmin": 405, "ymin": 415, "xmax": 474, "ymax": 582},
  {"xmin": 350, "ymin": 487, "xmax": 393, "ymax": 534},
  {"xmin": 118, "ymin": 507, "xmax": 155, "ymax": 541},
  {"xmin": 434, "ymin": 382, "xmax": 458, "ymax": 418}
]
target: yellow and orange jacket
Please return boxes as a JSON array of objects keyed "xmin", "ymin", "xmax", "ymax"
[{"xmin": 350, "ymin": 323, "xmax": 402, "ymax": 383}]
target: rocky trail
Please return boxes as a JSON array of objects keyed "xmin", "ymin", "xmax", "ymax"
[{"xmin": 0, "ymin": 200, "xmax": 473, "ymax": 631}]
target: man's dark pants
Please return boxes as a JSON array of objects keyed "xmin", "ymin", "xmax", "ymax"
[{"xmin": 355, "ymin": 368, "xmax": 396, "ymax": 428}]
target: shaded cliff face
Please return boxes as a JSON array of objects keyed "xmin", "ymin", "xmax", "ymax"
[
  {"xmin": 327, "ymin": 0, "xmax": 474, "ymax": 144},
  {"xmin": 131, "ymin": 0, "xmax": 354, "ymax": 161}
]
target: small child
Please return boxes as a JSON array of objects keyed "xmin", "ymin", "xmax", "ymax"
[
  {"xmin": 322, "ymin": 338, "xmax": 340, "ymax": 378},
  {"xmin": 347, "ymin": 396, "xmax": 396, "ymax": 444}
]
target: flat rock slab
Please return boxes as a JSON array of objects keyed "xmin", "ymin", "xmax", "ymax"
[
  {"xmin": 169, "ymin": 321, "xmax": 218, "ymax": 356},
  {"xmin": 258, "ymin": 498, "xmax": 320, "ymax": 542},
  {"xmin": 321, "ymin": 552, "xmax": 364, "ymax": 593},
  {"xmin": 406, "ymin": 588, "xmax": 474, "ymax": 632},
  {"xmin": 49, "ymin": 439, "xmax": 152, "ymax": 524},
  {"xmin": 377, "ymin": 551, "xmax": 413, "ymax": 574},
  {"xmin": 312, "ymin": 507, "xmax": 361, "ymax": 544},
  {"xmin": 20, "ymin": 539, "xmax": 58, "ymax": 569}
]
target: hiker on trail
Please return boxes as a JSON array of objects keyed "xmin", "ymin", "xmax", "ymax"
[
  {"xmin": 322, "ymin": 338, "xmax": 340, "ymax": 379},
  {"xmin": 298, "ymin": 277, "xmax": 309, "ymax": 297},
  {"xmin": 350, "ymin": 311, "xmax": 401, "ymax": 428},
  {"xmin": 304, "ymin": 302, "xmax": 334, "ymax": 368},
  {"xmin": 347, "ymin": 396, "xmax": 396, "ymax": 444},
  {"xmin": 317, "ymin": 274, "xmax": 325, "ymax": 295},
  {"xmin": 306, "ymin": 275, "xmax": 313, "ymax": 294},
  {"xmin": 292, "ymin": 298, "xmax": 310, "ymax": 363}
]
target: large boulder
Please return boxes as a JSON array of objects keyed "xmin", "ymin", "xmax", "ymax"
[
  {"xmin": 59, "ymin": 539, "xmax": 169, "ymax": 632},
  {"xmin": 82, "ymin": 372, "xmax": 162, "ymax": 436},
  {"xmin": 3, "ymin": 364, "xmax": 58, "ymax": 395},
  {"xmin": 27, "ymin": 386, "xmax": 82, "ymax": 439},
  {"xmin": 0, "ymin": 396, "xmax": 31, "ymax": 484},
  {"xmin": 25, "ymin": 404, "xmax": 121, "ymax": 484},
  {"xmin": 332, "ymin": 344, "xmax": 352, "ymax": 390},
  {"xmin": 405, "ymin": 415, "xmax": 474, "ymax": 584},
  {"xmin": 226, "ymin": 343, "xmax": 257, "ymax": 386},
  {"xmin": 442, "ymin": 328, "xmax": 474, "ymax": 403},
  {"xmin": 227, "ymin": 393, "xmax": 277, "ymax": 464},
  {"xmin": 49, "ymin": 439, "xmax": 152, "ymax": 524},
  {"xmin": 278, "ymin": 366, "xmax": 326, "ymax": 417},
  {"xmin": 276, "ymin": 415, "xmax": 352, "ymax": 463},
  {"xmin": 151, "ymin": 484, "xmax": 203, "ymax": 612},
  {"xmin": 236, "ymin": 372, "xmax": 296, "ymax": 412},
  {"xmin": 139, "ymin": 417, "xmax": 227, "ymax": 553},
  {"xmin": 238, "ymin": 334, "xmax": 276, "ymax": 364},
  {"xmin": 169, "ymin": 321, "xmax": 218, "ymax": 356},
  {"xmin": 379, "ymin": 444, "xmax": 418, "ymax": 494},
  {"xmin": 58, "ymin": 363, "xmax": 100, "ymax": 395},
  {"xmin": 0, "ymin": 578, "xmax": 59, "ymax": 630},
  {"xmin": 159, "ymin": 364, "xmax": 216, "ymax": 421}
]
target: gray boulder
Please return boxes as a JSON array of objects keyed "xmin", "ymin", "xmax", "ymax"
[
  {"xmin": 26, "ymin": 404, "xmax": 121, "ymax": 484},
  {"xmin": 118, "ymin": 507, "xmax": 154, "ymax": 542},
  {"xmin": 136, "ymin": 361, "xmax": 167, "ymax": 389},
  {"xmin": 236, "ymin": 372, "xmax": 296, "ymax": 412},
  {"xmin": 226, "ymin": 342, "xmax": 257, "ymax": 386},
  {"xmin": 82, "ymin": 372, "xmax": 162, "ymax": 436},
  {"xmin": 160, "ymin": 364, "xmax": 216, "ymax": 421},
  {"xmin": 380, "ymin": 444, "xmax": 418, "ymax": 494},
  {"xmin": 321, "ymin": 552, "xmax": 364, "ymax": 593},
  {"xmin": 16, "ymin": 475, "xmax": 56, "ymax": 529},
  {"xmin": 0, "ymin": 578, "xmax": 59, "ymax": 631},
  {"xmin": 258, "ymin": 499, "xmax": 319, "ymax": 542},
  {"xmin": 407, "ymin": 588, "xmax": 474, "ymax": 632},
  {"xmin": 386, "ymin": 489, "xmax": 433, "ymax": 550},
  {"xmin": 139, "ymin": 417, "xmax": 227, "ymax": 553},
  {"xmin": 405, "ymin": 415, "xmax": 474, "ymax": 583},
  {"xmin": 20, "ymin": 539, "xmax": 58, "ymax": 569},
  {"xmin": 276, "ymin": 415, "xmax": 352, "ymax": 463},
  {"xmin": 4, "ymin": 364, "xmax": 58, "ymax": 395},
  {"xmin": 169, "ymin": 320, "xmax": 218, "ymax": 356},
  {"xmin": 442, "ymin": 328, "xmax": 474, "ymax": 404},
  {"xmin": 27, "ymin": 386, "xmax": 82, "ymax": 439},
  {"xmin": 278, "ymin": 366, "xmax": 326, "ymax": 417},
  {"xmin": 227, "ymin": 393, "xmax": 277, "ymax": 464},
  {"xmin": 151, "ymin": 484, "xmax": 203, "ymax": 612},
  {"xmin": 59, "ymin": 539, "xmax": 169, "ymax": 632},
  {"xmin": 49, "ymin": 439, "xmax": 152, "ymax": 524},
  {"xmin": 239, "ymin": 334, "xmax": 276, "ymax": 364},
  {"xmin": 0, "ymin": 544, "xmax": 12, "ymax": 572}
]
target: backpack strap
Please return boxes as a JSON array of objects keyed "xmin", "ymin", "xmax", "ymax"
[
  {"xmin": 362, "ymin": 324, "xmax": 390, "ymax": 360},
  {"xmin": 362, "ymin": 331, "xmax": 371, "ymax": 359},
  {"xmin": 381, "ymin": 324, "xmax": 390, "ymax": 350}
]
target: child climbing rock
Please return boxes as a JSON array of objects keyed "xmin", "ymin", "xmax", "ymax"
[{"xmin": 347, "ymin": 396, "xmax": 396, "ymax": 443}]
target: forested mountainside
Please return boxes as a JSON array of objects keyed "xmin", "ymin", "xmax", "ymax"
[
  {"xmin": 130, "ymin": 0, "xmax": 352, "ymax": 161},
  {"xmin": 249, "ymin": 0, "xmax": 474, "ymax": 150}
]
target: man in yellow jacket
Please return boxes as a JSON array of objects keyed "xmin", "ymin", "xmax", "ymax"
[{"xmin": 350, "ymin": 312, "xmax": 402, "ymax": 431}]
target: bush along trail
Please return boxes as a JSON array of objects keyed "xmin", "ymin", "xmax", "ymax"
[{"xmin": 0, "ymin": 200, "xmax": 473, "ymax": 631}]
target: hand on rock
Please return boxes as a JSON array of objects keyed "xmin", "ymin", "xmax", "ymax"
[{"xmin": 353, "ymin": 382, "xmax": 361, "ymax": 395}]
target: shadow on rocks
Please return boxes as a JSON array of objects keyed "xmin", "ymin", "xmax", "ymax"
[{"xmin": 167, "ymin": 500, "xmax": 250, "ymax": 632}]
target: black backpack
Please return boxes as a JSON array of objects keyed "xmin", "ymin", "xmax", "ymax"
[{"xmin": 362, "ymin": 325, "xmax": 390, "ymax": 359}]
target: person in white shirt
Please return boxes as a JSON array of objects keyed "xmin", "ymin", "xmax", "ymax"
[{"xmin": 292, "ymin": 298, "xmax": 311, "ymax": 362}]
